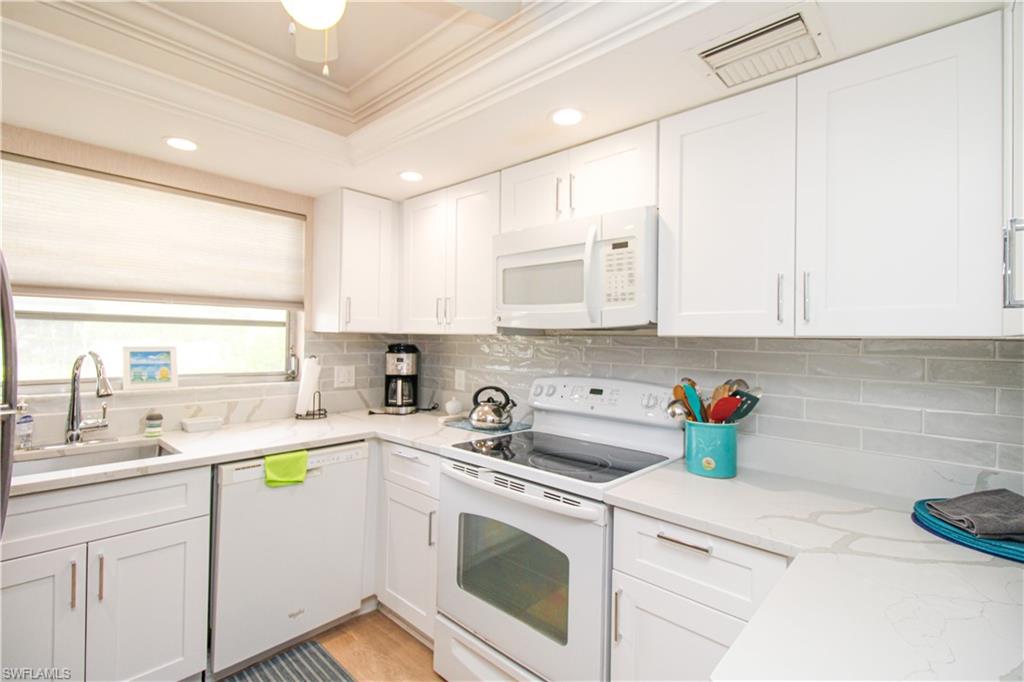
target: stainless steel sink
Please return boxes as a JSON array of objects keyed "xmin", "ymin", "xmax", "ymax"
[{"xmin": 13, "ymin": 442, "xmax": 168, "ymax": 476}]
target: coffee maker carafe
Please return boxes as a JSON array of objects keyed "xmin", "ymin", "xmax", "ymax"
[{"xmin": 384, "ymin": 343, "xmax": 419, "ymax": 415}]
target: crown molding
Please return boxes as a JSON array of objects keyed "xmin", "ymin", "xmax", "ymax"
[{"xmin": 1, "ymin": 19, "xmax": 351, "ymax": 165}]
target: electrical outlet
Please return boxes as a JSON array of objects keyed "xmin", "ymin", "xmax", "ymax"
[
  {"xmin": 334, "ymin": 365, "xmax": 356, "ymax": 389},
  {"xmin": 454, "ymin": 369, "xmax": 466, "ymax": 391}
]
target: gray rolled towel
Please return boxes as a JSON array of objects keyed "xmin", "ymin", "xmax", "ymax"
[{"xmin": 926, "ymin": 489, "xmax": 1024, "ymax": 542}]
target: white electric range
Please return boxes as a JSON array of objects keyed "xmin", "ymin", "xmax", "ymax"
[{"xmin": 435, "ymin": 377, "xmax": 681, "ymax": 682}]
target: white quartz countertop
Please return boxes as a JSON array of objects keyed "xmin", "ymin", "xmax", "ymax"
[
  {"xmin": 605, "ymin": 464, "xmax": 1024, "ymax": 681},
  {"xmin": 10, "ymin": 410, "xmax": 468, "ymax": 496}
]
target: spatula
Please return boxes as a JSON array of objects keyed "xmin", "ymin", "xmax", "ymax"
[
  {"xmin": 727, "ymin": 390, "xmax": 760, "ymax": 422},
  {"xmin": 709, "ymin": 395, "xmax": 741, "ymax": 423},
  {"xmin": 683, "ymin": 383, "xmax": 706, "ymax": 423}
]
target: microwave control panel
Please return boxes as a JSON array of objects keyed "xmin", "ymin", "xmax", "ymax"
[{"xmin": 603, "ymin": 239, "xmax": 636, "ymax": 305}]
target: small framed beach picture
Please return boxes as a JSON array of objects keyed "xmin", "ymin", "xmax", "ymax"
[{"xmin": 123, "ymin": 347, "xmax": 178, "ymax": 390}]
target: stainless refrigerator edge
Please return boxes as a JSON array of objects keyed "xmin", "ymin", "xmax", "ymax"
[{"xmin": 1, "ymin": 249, "xmax": 17, "ymax": 538}]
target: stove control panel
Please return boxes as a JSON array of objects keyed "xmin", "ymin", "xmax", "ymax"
[{"xmin": 528, "ymin": 376, "xmax": 675, "ymax": 426}]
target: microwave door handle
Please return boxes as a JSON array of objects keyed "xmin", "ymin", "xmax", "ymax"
[{"xmin": 581, "ymin": 223, "xmax": 599, "ymax": 324}]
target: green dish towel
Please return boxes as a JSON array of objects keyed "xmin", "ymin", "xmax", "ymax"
[{"xmin": 264, "ymin": 450, "xmax": 308, "ymax": 488}]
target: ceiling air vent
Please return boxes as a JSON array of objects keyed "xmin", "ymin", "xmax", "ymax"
[{"xmin": 699, "ymin": 14, "xmax": 821, "ymax": 88}]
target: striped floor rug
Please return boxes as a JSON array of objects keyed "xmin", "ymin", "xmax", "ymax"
[{"xmin": 224, "ymin": 641, "xmax": 356, "ymax": 682}]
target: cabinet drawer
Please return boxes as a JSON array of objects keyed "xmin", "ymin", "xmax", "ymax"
[
  {"xmin": 1, "ymin": 468, "xmax": 211, "ymax": 561},
  {"xmin": 382, "ymin": 442, "xmax": 440, "ymax": 499},
  {"xmin": 613, "ymin": 509, "xmax": 786, "ymax": 620}
]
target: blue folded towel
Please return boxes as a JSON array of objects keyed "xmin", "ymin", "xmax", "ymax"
[{"xmin": 912, "ymin": 499, "xmax": 1024, "ymax": 564}]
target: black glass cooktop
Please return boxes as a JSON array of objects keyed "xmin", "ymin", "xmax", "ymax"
[{"xmin": 452, "ymin": 431, "xmax": 667, "ymax": 484}]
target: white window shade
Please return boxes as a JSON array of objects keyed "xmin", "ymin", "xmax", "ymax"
[{"xmin": 0, "ymin": 157, "xmax": 305, "ymax": 307}]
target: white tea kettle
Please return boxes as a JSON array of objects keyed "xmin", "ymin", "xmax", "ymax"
[{"xmin": 468, "ymin": 386, "xmax": 517, "ymax": 431}]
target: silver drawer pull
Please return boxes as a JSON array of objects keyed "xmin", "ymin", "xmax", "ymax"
[
  {"xmin": 656, "ymin": 532, "xmax": 712, "ymax": 556},
  {"xmin": 98, "ymin": 554, "xmax": 105, "ymax": 601},
  {"xmin": 70, "ymin": 561, "xmax": 77, "ymax": 609},
  {"xmin": 392, "ymin": 450, "xmax": 420, "ymax": 461},
  {"xmin": 428, "ymin": 510, "xmax": 436, "ymax": 546},
  {"xmin": 613, "ymin": 588, "xmax": 622, "ymax": 642}
]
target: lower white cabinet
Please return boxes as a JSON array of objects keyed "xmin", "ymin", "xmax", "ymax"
[
  {"xmin": 381, "ymin": 479, "xmax": 438, "ymax": 638},
  {"xmin": 1, "ymin": 469, "xmax": 211, "ymax": 682},
  {"xmin": 1, "ymin": 544, "xmax": 87, "ymax": 680},
  {"xmin": 86, "ymin": 516, "xmax": 210, "ymax": 682},
  {"xmin": 611, "ymin": 571, "xmax": 744, "ymax": 682}
]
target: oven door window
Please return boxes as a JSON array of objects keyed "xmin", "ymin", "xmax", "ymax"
[
  {"xmin": 501, "ymin": 260, "xmax": 584, "ymax": 305},
  {"xmin": 457, "ymin": 513, "xmax": 569, "ymax": 645}
]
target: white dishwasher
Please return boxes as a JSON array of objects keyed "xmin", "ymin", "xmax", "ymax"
[{"xmin": 210, "ymin": 441, "xmax": 369, "ymax": 674}]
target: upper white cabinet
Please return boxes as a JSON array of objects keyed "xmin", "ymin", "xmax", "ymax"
[
  {"xmin": 312, "ymin": 188, "xmax": 397, "ymax": 333},
  {"xmin": 402, "ymin": 173, "xmax": 499, "ymax": 335},
  {"xmin": 1, "ymin": 544, "xmax": 87, "ymax": 680},
  {"xmin": 658, "ymin": 80, "xmax": 797, "ymax": 337},
  {"xmin": 795, "ymin": 12, "xmax": 1003, "ymax": 337},
  {"xmin": 500, "ymin": 123, "xmax": 657, "ymax": 232}
]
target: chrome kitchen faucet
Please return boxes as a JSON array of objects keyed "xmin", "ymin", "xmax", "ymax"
[{"xmin": 65, "ymin": 351, "xmax": 114, "ymax": 443}]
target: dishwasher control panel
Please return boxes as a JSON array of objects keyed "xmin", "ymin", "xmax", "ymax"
[{"xmin": 218, "ymin": 441, "xmax": 368, "ymax": 485}]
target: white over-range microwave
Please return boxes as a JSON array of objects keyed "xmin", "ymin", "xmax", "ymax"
[{"xmin": 494, "ymin": 206, "xmax": 657, "ymax": 329}]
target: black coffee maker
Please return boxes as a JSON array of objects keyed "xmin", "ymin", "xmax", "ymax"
[{"xmin": 383, "ymin": 343, "xmax": 419, "ymax": 414}]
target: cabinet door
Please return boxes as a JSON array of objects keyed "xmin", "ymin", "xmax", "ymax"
[
  {"xmin": 341, "ymin": 189, "xmax": 396, "ymax": 332},
  {"xmin": 86, "ymin": 516, "xmax": 209, "ymax": 682},
  {"xmin": 610, "ymin": 571, "xmax": 743, "ymax": 682},
  {"xmin": 446, "ymin": 173, "xmax": 500, "ymax": 334},
  {"xmin": 658, "ymin": 80, "xmax": 796, "ymax": 336},
  {"xmin": 402, "ymin": 190, "xmax": 449, "ymax": 333},
  {"xmin": 796, "ymin": 12, "xmax": 1002, "ymax": 336},
  {"xmin": 1, "ymin": 544, "xmax": 86, "ymax": 680},
  {"xmin": 499, "ymin": 151, "xmax": 569, "ymax": 232},
  {"xmin": 311, "ymin": 190, "xmax": 343, "ymax": 332},
  {"xmin": 381, "ymin": 482, "xmax": 437, "ymax": 637},
  {"xmin": 569, "ymin": 123, "xmax": 657, "ymax": 219}
]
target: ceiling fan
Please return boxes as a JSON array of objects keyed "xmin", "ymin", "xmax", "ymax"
[{"xmin": 279, "ymin": 0, "xmax": 522, "ymax": 77}]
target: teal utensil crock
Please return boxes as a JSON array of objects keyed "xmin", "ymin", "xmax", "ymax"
[{"xmin": 684, "ymin": 422, "xmax": 737, "ymax": 478}]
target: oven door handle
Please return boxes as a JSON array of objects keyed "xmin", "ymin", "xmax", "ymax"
[{"xmin": 441, "ymin": 466, "xmax": 600, "ymax": 522}]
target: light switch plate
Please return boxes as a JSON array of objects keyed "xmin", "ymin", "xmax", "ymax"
[
  {"xmin": 334, "ymin": 365, "xmax": 356, "ymax": 388},
  {"xmin": 454, "ymin": 369, "xmax": 466, "ymax": 391}
]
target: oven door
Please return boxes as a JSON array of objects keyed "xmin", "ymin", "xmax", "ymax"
[
  {"xmin": 494, "ymin": 217, "xmax": 602, "ymax": 329},
  {"xmin": 437, "ymin": 461, "xmax": 609, "ymax": 682}
]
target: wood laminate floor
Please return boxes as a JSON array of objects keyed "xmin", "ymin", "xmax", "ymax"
[{"xmin": 317, "ymin": 611, "xmax": 443, "ymax": 682}]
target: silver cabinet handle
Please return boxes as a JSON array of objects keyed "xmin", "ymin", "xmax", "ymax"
[
  {"xmin": 70, "ymin": 561, "xmax": 77, "ymax": 609},
  {"xmin": 444, "ymin": 297, "xmax": 452, "ymax": 325},
  {"xmin": 98, "ymin": 554, "xmax": 105, "ymax": 601},
  {"xmin": 776, "ymin": 273, "xmax": 784, "ymax": 324},
  {"xmin": 555, "ymin": 176, "xmax": 562, "ymax": 215},
  {"xmin": 613, "ymin": 588, "xmax": 622, "ymax": 642},
  {"xmin": 435, "ymin": 297, "xmax": 442, "ymax": 326},
  {"xmin": 427, "ymin": 510, "xmax": 436, "ymax": 546},
  {"xmin": 802, "ymin": 271, "xmax": 811, "ymax": 323},
  {"xmin": 569, "ymin": 173, "xmax": 575, "ymax": 211},
  {"xmin": 656, "ymin": 532, "xmax": 712, "ymax": 556},
  {"xmin": 392, "ymin": 449, "xmax": 420, "ymax": 461},
  {"xmin": 1005, "ymin": 218, "xmax": 1024, "ymax": 308},
  {"xmin": 344, "ymin": 296, "xmax": 352, "ymax": 324}
]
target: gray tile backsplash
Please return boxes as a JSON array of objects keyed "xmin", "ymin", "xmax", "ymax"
[
  {"xmin": 343, "ymin": 332, "xmax": 1020, "ymax": 475},
  {"xmin": 21, "ymin": 331, "xmax": 1022, "ymax": 479}
]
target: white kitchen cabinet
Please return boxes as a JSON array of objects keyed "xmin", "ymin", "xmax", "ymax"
[
  {"xmin": 1, "ymin": 544, "xmax": 87, "ymax": 680},
  {"xmin": 658, "ymin": 80, "xmax": 796, "ymax": 336},
  {"xmin": 85, "ymin": 516, "xmax": 209, "ymax": 682},
  {"xmin": 499, "ymin": 151, "xmax": 569, "ymax": 232},
  {"xmin": 402, "ymin": 189, "xmax": 449, "ymax": 333},
  {"xmin": 569, "ymin": 122, "xmax": 657, "ymax": 219},
  {"xmin": 796, "ymin": 12, "xmax": 1003, "ymax": 337},
  {"xmin": 500, "ymin": 124, "xmax": 657, "ymax": 232},
  {"xmin": 610, "ymin": 570, "xmax": 744, "ymax": 682},
  {"xmin": 401, "ymin": 174, "xmax": 499, "ymax": 334},
  {"xmin": 312, "ymin": 188, "xmax": 397, "ymax": 333},
  {"xmin": 381, "ymin": 480, "xmax": 437, "ymax": 638}
]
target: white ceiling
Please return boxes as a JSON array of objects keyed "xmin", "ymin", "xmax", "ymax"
[{"xmin": 0, "ymin": 1, "xmax": 1008, "ymax": 201}]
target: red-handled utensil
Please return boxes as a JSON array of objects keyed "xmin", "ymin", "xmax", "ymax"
[{"xmin": 709, "ymin": 396, "xmax": 741, "ymax": 423}]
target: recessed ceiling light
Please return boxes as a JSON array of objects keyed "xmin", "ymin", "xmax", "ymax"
[
  {"xmin": 399, "ymin": 170, "xmax": 423, "ymax": 182},
  {"xmin": 164, "ymin": 137, "xmax": 198, "ymax": 152},
  {"xmin": 551, "ymin": 108, "xmax": 584, "ymax": 126}
]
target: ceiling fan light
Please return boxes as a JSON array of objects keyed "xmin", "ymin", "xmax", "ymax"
[{"xmin": 281, "ymin": 0, "xmax": 347, "ymax": 31}]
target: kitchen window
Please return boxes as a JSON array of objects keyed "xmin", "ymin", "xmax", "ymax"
[
  {"xmin": 0, "ymin": 154, "xmax": 306, "ymax": 386},
  {"xmin": 14, "ymin": 297, "xmax": 293, "ymax": 384}
]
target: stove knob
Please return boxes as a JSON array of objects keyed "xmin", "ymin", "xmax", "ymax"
[
  {"xmin": 532, "ymin": 384, "xmax": 544, "ymax": 397},
  {"xmin": 545, "ymin": 384, "xmax": 557, "ymax": 397}
]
